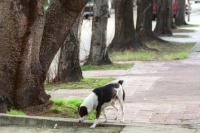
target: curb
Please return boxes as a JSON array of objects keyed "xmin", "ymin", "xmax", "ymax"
[{"xmin": 0, "ymin": 114, "xmax": 125, "ymax": 128}]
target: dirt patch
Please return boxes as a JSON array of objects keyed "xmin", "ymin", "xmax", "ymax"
[{"xmin": 24, "ymin": 104, "xmax": 77, "ymax": 118}]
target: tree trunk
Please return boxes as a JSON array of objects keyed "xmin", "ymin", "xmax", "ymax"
[
  {"xmin": 109, "ymin": 0, "xmax": 141, "ymax": 51},
  {"xmin": 0, "ymin": 0, "xmax": 87, "ymax": 112},
  {"xmin": 136, "ymin": 0, "xmax": 154, "ymax": 41},
  {"xmin": 85, "ymin": 0, "xmax": 112, "ymax": 65},
  {"xmin": 175, "ymin": 0, "xmax": 186, "ymax": 26},
  {"xmin": 154, "ymin": 0, "xmax": 172, "ymax": 36},
  {"xmin": 56, "ymin": 15, "xmax": 83, "ymax": 82}
]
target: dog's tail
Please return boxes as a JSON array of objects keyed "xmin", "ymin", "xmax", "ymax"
[
  {"xmin": 118, "ymin": 80, "xmax": 124, "ymax": 85},
  {"xmin": 118, "ymin": 80, "xmax": 125, "ymax": 101},
  {"xmin": 122, "ymin": 89, "xmax": 125, "ymax": 101}
]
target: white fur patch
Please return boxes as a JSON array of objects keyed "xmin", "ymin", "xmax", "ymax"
[{"xmin": 80, "ymin": 92, "xmax": 98, "ymax": 114}]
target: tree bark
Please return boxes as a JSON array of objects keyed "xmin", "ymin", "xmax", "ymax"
[
  {"xmin": 56, "ymin": 15, "xmax": 83, "ymax": 82},
  {"xmin": 85, "ymin": 0, "xmax": 112, "ymax": 65},
  {"xmin": 154, "ymin": 0, "xmax": 172, "ymax": 36},
  {"xmin": 136, "ymin": 0, "xmax": 154, "ymax": 41},
  {"xmin": 109, "ymin": 0, "xmax": 141, "ymax": 51},
  {"xmin": 0, "ymin": 0, "xmax": 87, "ymax": 112},
  {"xmin": 175, "ymin": 0, "xmax": 186, "ymax": 26}
]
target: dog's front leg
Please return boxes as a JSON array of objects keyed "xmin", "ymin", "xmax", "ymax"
[
  {"xmin": 90, "ymin": 119, "xmax": 99, "ymax": 129},
  {"xmin": 90, "ymin": 107, "xmax": 101, "ymax": 128}
]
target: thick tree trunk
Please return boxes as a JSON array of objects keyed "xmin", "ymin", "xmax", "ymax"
[
  {"xmin": 136, "ymin": 0, "xmax": 154, "ymax": 40},
  {"xmin": 154, "ymin": 0, "xmax": 172, "ymax": 36},
  {"xmin": 0, "ymin": 0, "xmax": 87, "ymax": 112},
  {"xmin": 85, "ymin": 0, "xmax": 112, "ymax": 65},
  {"xmin": 175, "ymin": 0, "xmax": 186, "ymax": 26},
  {"xmin": 56, "ymin": 16, "xmax": 83, "ymax": 82},
  {"xmin": 0, "ymin": 0, "xmax": 20, "ymax": 112},
  {"xmin": 14, "ymin": 0, "xmax": 49, "ymax": 109},
  {"xmin": 109, "ymin": 0, "xmax": 141, "ymax": 51}
]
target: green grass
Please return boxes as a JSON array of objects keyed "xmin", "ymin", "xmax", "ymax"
[
  {"xmin": 81, "ymin": 63, "xmax": 133, "ymax": 71},
  {"xmin": 164, "ymin": 52, "xmax": 188, "ymax": 60},
  {"xmin": 178, "ymin": 24, "xmax": 199, "ymax": 28},
  {"xmin": 110, "ymin": 41, "xmax": 194, "ymax": 61},
  {"xmin": 110, "ymin": 50, "xmax": 156, "ymax": 61},
  {"xmin": 50, "ymin": 99, "xmax": 96, "ymax": 120},
  {"xmin": 45, "ymin": 77, "xmax": 114, "ymax": 91},
  {"xmin": 8, "ymin": 109, "xmax": 26, "ymax": 116}
]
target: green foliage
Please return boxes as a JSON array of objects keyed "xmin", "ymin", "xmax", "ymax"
[
  {"xmin": 81, "ymin": 63, "xmax": 133, "ymax": 71},
  {"xmin": 51, "ymin": 99, "xmax": 68, "ymax": 106},
  {"xmin": 110, "ymin": 42, "xmax": 194, "ymax": 61},
  {"xmin": 66, "ymin": 99, "xmax": 83, "ymax": 109},
  {"xmin": 50, "ymin": 106, "xmax": 63, "ymax": 114},
  {"xmin": 8, "ymin": 109, "xmax": 26, "ymax": 116},
  {"xmin": 43, "ymin": 0, "xmax": 49, "ymax": 10},
  {"xmin": 45, "ymin": 78, "xmax": 114, "ymax": 91},
  {"xmin": 164, "ymin": 52, "xmax": 188, "ymax": 60},
  {"xmin": 87, "ymin": 110, "xmax": 96, "ymax": 120},
  {"xmin": 110, "ymin": 50, "xmax": 156, "ymax": 61},
  {"xmin": 178, "ymin": 24, "xmax": 199, "ymax": 28},
  {"xmin": 50, "ymin": 98, "xmax": 96, "ymax": 120}
]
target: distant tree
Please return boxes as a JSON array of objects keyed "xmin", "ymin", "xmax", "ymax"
[
  {"xmin": 175, "ymin": 0, "xmax": 187, "ymax": 25},
  {"xmin": 85, "ymin": 0, "xmax": 112, "ymax": 65},
  {"xmin": 136, "ymin": 0, "xmax": 154, "ymax": 41},
  {"xmin": 109, "ymin": 0, "xmax": 142, "ymax": 51},
  {"xmin": 0, "ymin": 0, "xmax": 87, "ymax": 112},
  {"xmin": 154, "ymin": 0, "xmax": 172, "ymax": 36},
  {"xmin": 55, "ymin": 15, "xmax": 83, "ymax": 82}
]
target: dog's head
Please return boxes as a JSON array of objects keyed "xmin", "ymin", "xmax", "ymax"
[{"xmin": 78, "ymin": 106, "xmax": 88, "ymax": 123}]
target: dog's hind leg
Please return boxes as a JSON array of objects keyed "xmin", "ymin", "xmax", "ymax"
[
  {"xmin": 119, "ymin": 100, "xmax": 124, "ymax": 123},
  {"xmin": 102, "ymin": 108, "xmax": 108, "ymax": 123},
  {"xmin": 90, "ymin": 106, "xmax": 101, "ymax": 128},
  {"xmin": 111, "ymin": 102, "xmax": 119, "ymax": 120}
]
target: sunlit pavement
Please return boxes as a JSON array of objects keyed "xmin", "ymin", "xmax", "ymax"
[
  {"xmin": 0, "ymin": 2, "xmax": 200, "ymax": 133},
  {"xmin": 49, "ymin": 2, "xmax": 200, "ymax": 132},
  {"xmin": 52, "ymin": 1, "xmax": 200, "ymax": 124}
]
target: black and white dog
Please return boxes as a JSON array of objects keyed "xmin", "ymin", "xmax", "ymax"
[{"xmin": 78, "ymin": 80, "xmax": 125, "ymax": 128}]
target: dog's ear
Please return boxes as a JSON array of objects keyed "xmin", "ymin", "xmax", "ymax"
[{"xmin": 118, "ymin": 80, "xmax": 124, "ymax": 85}]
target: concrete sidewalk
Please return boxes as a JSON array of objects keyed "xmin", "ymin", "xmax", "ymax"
[
  {"xmin": 190, "ymin": 42, "xmax": 200, "ymax": 59},
  {"xmin": 1, "ymin": 43, "xmax": 200, "ymax": 133},
  {"xmin": 46, "ymin": 55, "xmax": 200, "ymax": 133},
  {"xmin": 46, "ymin": 41, "xmax": 200, "ymax": 133}
]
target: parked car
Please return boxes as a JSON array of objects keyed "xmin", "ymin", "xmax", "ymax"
[
  {"xmin": 153, "ymin": 0, "xmax": 190, "ymax": 20},
  {"xmin": 185, "ymin": 4, "xmax": 190, "ymax": 15},
  {"xmin": 152, "ymin": 0, "xmax": 178, "ymax": 20},
  {"xmin": 83, "ymin": 2, "xmax": 94, "ymax": 19},
  {"xmin": 83, "ymin": 0, "xmax": 112, "ymax": 19},
  {"xmin": 194, "ymin": 0, "xmax": 200, "ymax": 3}
]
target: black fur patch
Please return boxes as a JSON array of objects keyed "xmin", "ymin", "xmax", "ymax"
[
  {"xmin": 92, "ymin": 83, "xmax": 120, "ymax": 107},
  {"xmin": 79, "ymin": 106, "xmax": 88, "ymax": 117}
]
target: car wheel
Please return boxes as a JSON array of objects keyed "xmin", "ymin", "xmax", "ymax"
[{"xmin": 152, "ymin": 14, "xmax": 156, "ymax": 21}]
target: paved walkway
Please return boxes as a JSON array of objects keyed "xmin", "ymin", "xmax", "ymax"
[
  {"xmin": 48, "ymin": 43, "xmax": 200, "ymax": 130},
  {"xmin": 48, "ymin": 7, "xmax": 200, "ymax": 132}
]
